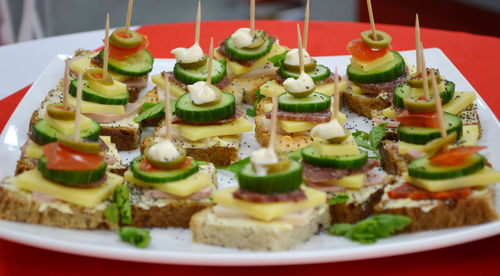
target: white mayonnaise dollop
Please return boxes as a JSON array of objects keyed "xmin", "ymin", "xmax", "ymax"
[
  {"xmin": 148, "ymin": 140, "xmax": 180, "ymax": 161},
  {"xmin": 171, "ymin": 43, "xmax": 204, "ymax": 64},
  {"xmin": 251, "ymin": 147, "xmax": 278, "ymax": 176},
  {"xmin": 310, "ymin": 119, "xmax": 345, "ymax": 140},
  {"xmin": 231, "ymin": 28, "xmax": 253, "ymax": 49},
  {"xmin": 187, "ymin": 81, "xmax": 217, "ymax": 105},
  {"xmin": 285, "ymin": 48, "xmax": 313, "ymax": 66},
  {"xmin": 283, "ymin": 72, "xmax": 315, "ymax": 93}
]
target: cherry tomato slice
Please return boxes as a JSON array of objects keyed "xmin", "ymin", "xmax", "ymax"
[
  {"xmin": 429, "ymin": 146, "xmax": 486, "ymax": 166},
  {"xmin": 109, "ymin": 35, "xmax": 149, "ymax": 59},
  {"xmin": 396, "ymin": 110, "xmax": 440, "ymax": 128},
  {"xmin": 347, "ymin": 38, "xmax": 388, "ymax": 61},
  {"xmin": 42, "ymin": 142, "xmax": 104, "ymax": 171},
  {"xmin": 388, "ymin": 182, "xmax": 471, "ymax": 200},
  {"xmin": 139, "ymin": 156, "xmax": 191, "ymax": 172}
]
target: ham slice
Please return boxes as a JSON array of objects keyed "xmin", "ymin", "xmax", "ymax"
[
  {"xmin": 303, "ymin": 159, "xmax": 379, "ymax": 183},
  {"xmin": 354, "ymin": 66, "xmax": 408, "ymax": 96},
  {"xmin": 83, "ymin": 102, "xmax": 140, "ymax": 123},
  {"xmin": 374, "ymin": 118, "xmax": 400, "ymax": 128},
  {"xmin": 172, "ymin": 106, "xmax": 244, "ymax": 126},
  {"xmin": 143, "ymin": 185, "xmax": 212, "ymax": 200},
  {"xmin": 122, "ymin": 75, "xmax": 148, "ymax": 91},
  {"xmin": 265, "ymin": 109, "xmax": 332, "ymax": 123},
  {"xmin": 405, "ymin": 149, "xmax": 426, "ymax": 161},
  {"xmin": 306, "ymin": 169, "xmax": 385, "ymax": 193},
  {"xmin": 32, "ymin": 191, "xmax": 58, "ymax": 203},
  {"xmin": 232, "ymin": 188, "xmax": 306, "ymax": 203}
]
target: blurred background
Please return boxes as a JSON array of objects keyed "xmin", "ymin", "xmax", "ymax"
[{"xmin": 0, "ymin": 0, "xmax": 499, "ymax": 45}]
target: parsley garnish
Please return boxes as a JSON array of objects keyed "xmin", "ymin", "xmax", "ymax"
[
  {"xmin": 119, "ymin": 226, "xmax": 151, "ymax": 248},
  {"xmin": 245, "ymin": 89, "xmax": 264, "ymax": 117},
  {"xmin": 329, "ymin": 193, "xmax": 349, "ymax": 205},
  {"xmin": 352, "ymin": 122, "xmax": 387, "ymax": 159}
]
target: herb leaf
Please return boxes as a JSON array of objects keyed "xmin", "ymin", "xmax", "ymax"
[
  {"xmin": 246, "ymin": 89, "xmax": 264, "ymax": 117},
  {"xmin": 133, "ymin": 100, "xmax": 176, "ymax": 123},
  {"xmin": 370, "ymin": 122, "xmax": 387, "ymax": 149},
  {"xmin": 113, "ymin": 185, "xmax": 132, "ymax": 224},
  {"xmin": 329, "ymin": 193, "xmax": 349, "ymax": 205},
  {"xmin": 328, "ymin": 214, "xmax": 411, "ymax": 244},
  {"xmin": 352, "ymin": 123, "xmax": 387, "ymax": 159},
  {"xmin": 352, "ymin": 130, "xmax": 369, "ymax": 140},
  {"xmin": 268, "ymin": 51, "xmax": 289, "ymax": 67},
  {"xmin": 216, "ymin": 157, "xmax": 250, "ymax": 175},
  {"xmin": 118, "ymin": 226, "xmax": 151, "ymax": 248},
  {"xmin": 104, "ymin": 203, "xmax": 119, "ymax": 223}
]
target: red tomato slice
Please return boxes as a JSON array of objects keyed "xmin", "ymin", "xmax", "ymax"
[
  {"xmin": 139, "ymin": 157, "xmax": 191, "ymax": 172},
  {"xmin": 42, "ymin": 143, "xmax": 104, "ymax": 171},
  {"xmin": 388, "ymin": 182, "xmax": 471, "ymax": 200},
  {"xmin": 429, "ymin": 146, "xmax": 486, "ymax": 166},
  {"xmin": 396, "ymin": 110, "xmax": 440, "ymax": 128},
  {"xmin": 109, "ymin": 35, "xmax": 149, "ymax": 59},
  {"xmin": 347, "ymin": 38, "xmax": 388, "ymax": 61}
]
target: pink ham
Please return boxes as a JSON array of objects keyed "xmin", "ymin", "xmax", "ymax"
[
  {"xmin": 306, "ymin": 169, "xmax": 385, "ymax": 193},
  {"xmin": 83, "ymin": 102, "xmax": 141, "ymax": 123},
  {"xmin": 374, "ymin": 118, "xmax": 400, "ymax": 128},
  {"xmin": 122, "ymin": 75, "xmax": 148, "ymax": 91},
  {"xmin": 172, "ymin": 106, "xmax": 244, "ymax": 126},
  {"xmin": 405, "ymin": 149, "xmax": 426, "ymax": 161},
  {"xmin": 32, "ymin": 191, "xmax": 58, "ymax": 203},
  {"xmin": 265, "ymin": 108, "xmax": 332, "ymax": 123},
  {"xmin": 143, "ymin": 185, "xmax": 213, "ymax": 200}
]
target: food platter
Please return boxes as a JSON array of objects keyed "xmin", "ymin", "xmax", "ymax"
[{"xmin": 0, "ymin": 48, "xmax": 499, "ymax": 266}]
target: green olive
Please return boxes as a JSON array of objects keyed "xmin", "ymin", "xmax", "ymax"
[
  {"xmin": 287, "ymin": 86, "xmax": 315, "ymax": 98},
  {"xmin": 178, "ymin": 54, "xmax": 208, "ymax": 70},
  {"xmin": 110, "ymin": 28, "xmax": 143, "ymax": 49},
  {"xmin": 245, "ymin": 30, "xmax": 267, "ymax": 49},
  {"xmin": 145, "ymin": 145, "xmax": 187, "ymax": 169},
  {"xmin": 327, "ymin": 129, "xmax": 351, "ymax": 144},
  {"xmin": 407, "ymin": 69, "xmax": 441, "ymax": 88},
  {"xmin": 360, "ymin": 30, "xmax": 392, "ymax": 49},
  {"xmin": 57, "ymin": 136, "xmax": 101, "ymax": 154},
  {"xmin": 423, "ymin": 132, "xmax": 458, "ymax": 156},
  {"xmin": 47, "ymin": 103, "xmax": 76, "ymax": 120},
  {"xmin": 84, "ymin": 68, "xmax": 113, "ymax": 85},
  {"xmin": 253, "ymin": 154, "xmax": 291, "ymax": 174},
  {"xmin": 403, "ymin": 96, "xmax": 437, "ymax": 113},
  {"xmin": 283, "ymin": 59, "xmax": 317, "ymax": 73},
  {"xmin": 194, "ymin": 84, "xmax": 223, "ymax": 106}
]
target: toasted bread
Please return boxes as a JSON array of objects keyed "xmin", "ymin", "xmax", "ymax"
[
  {"xmin": 254, "ymin": 115, "xmax": 313, "ymax": 154},
  {"xmin": 341, "ymin": 87, "xmax": 391, "ymax": 118}
]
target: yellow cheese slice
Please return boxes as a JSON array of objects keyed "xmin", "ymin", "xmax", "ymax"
[
  {"xmin": 25, "ymin": 140, "xmax": 44, "ymax": 159},
  {"xmin": 71, "ymin": 53, "xmax": 129, "ymax": 82},
  {"xmin": 443, "ymin": 92, "xmax": 476, "ymax": 114},
  {"xmin": 214, "ymin": 186, "xmax": 326, "ymax": 221},
  {"xmin": 259, "ymin": 80, "xmax": 286, "ymax": 97},
  {"xmin": 87, "ymin": 80, "xmax": 127, "ymax": 97},
  {"xmin": 313, "ymin": 173, "xmax": 366, "ymax": 189},
  {"xmin": 124, "ymin": 170, "xmax": 211, "ymax": 197},
  {"xmin": 151, "ymin": 74, "xmax": 187, "ymax": 99},
  {"xmin": 44, "ymin": 113, "xmax": 92, "ymax": 135},
  {"xmin": 351, "ymin": 83, "xmax": 365, "ymax": 95},
  {"xmin": 313, "ymin": 135, "xmax": 360, "ymax": 157},
  {"xmin": 16, "ymin": 170, "xmax": 122, "ymax": 208},
  {"xmin": 177, "ymin": 117, "xmax": 253, "ymax": 141},
  {"xmin": 314, "ymin": 81, "xmax": 348, "ymax": 97},
  {"xmin": 351, "ymin": 51, "xmax": 394, "ymax": 72},
  {"xmin": 403, "ymin": 167, "xmax": 500, "ymax": 192},
  {"xmin": 67, "ymin": 94, "xmax": 125, "ymax": 114},
  {"xmin": 100, "ymin": 136, "xmax": 112, "ymax": 146},
  {"xmin": 382, "ymin": 106, "xmax": 397, "ymax": 118}
]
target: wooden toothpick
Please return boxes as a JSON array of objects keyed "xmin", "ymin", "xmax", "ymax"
[
  {"xmin": 303, "ymin": 0, "xmax": 310, "ymax": 50},
  {"xmin": 297, "ymin": 24, "xmax": 304, "ymax": 74},
  {"xmin": 74, "ymin": 73, "xmax": 83, "ymax": 141},
  {"xmin": 421, "ymin": 42, "xmax": 429, "ymax": 100},
  {"xmin": 62, "ymin": 58, "xmax": 70, "ymax": 109},
  {"xmin": 269, "ymin": 94, "xmax": 278, "ymax": 151},
  {"xmin": 430, "ymin": 69, "xmax": 446, "ymax": 139},
  {"xmin": 366, "ymin": 0, "xmax": 377, "ymax": 41},
  {"xmin": 250, "ymin": 0, "xmax": 255, "ymax": 37},
  {"xmin": 103, "ymin": 13, "xmax": 110, "ymax": 80},
  {"xmin": 125, "ymin": 0, "xmax": 134, "ymax": 33},
  {"xmin": 206, "ymin": 37, "xmax": 214, "ymax": 84},
  {"xmin": 195, "ymin": 0, "xmax": 201, "ymax": 44},
  {"xmin": 333, "ymin": 67, "xmax": 339, "ymax": 120},
  {"xmin": 163, "ymin": 73, "xmax": 172, "ymax": 141},
  {"xmin": 415, "ymin": 14, "xmax": 422, "ymax": 74}
]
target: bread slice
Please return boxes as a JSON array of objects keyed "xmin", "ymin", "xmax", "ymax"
[
  {"xmin": 341, "ymin": 87, "xmax": 391, "ymax": 119},
  {"xmin": 127, "ymin": 163, "xmax": 218, "ymax": 228},
  {"xmin": 190, "ymin": 203, "xmax": 330, "ymax": 251},
  {"xmin": 328, "ymin": 185, "xmax": 386, "ymax": 224},
  {"xmin": 228, "ymin": 75, "xmax": 275, "ymax": 105},
  {"xmin": 378, "ymin": 140, "xmax": 409, "ymax": 175},
  {"xmin": 374, "ymin": 180, "xmax": 498, "ymax": 233},
  {"xmin": 0, "ymin": 176, "xmax": 117, "ymax": 230}
]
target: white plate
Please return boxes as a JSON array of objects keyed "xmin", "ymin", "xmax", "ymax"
[{"xmin": 0, "ymin": 49, "xmax": 499, "ymax": 266}]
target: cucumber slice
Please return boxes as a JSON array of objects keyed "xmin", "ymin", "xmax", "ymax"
[
  {"xmin": 175, "ymin": 92, "xmax": 235, "ymax": 123},
  {"xmin": 38, "ymin": 156, "xmax": 107, "ymax": 185},
  {"xmin": 408, "ymin": 153, "xmax": 484, "ymax": 180},
  {"xmin": 130, "ymin": 156, "xmax": 199, "ymax": 183},
  {"xmin": 279, "ymin": 64, "xmax": 331, "ymax": 82},
  {"xmin": 31, "ymin": 119, "xmax": 100, "ymax": 146},
  {"xmin": 347, "ymin": 50, "xmax": 405, "ymax": 84},
  {"xmin": 278, "ymin": 92, "xmax": 331, "ymax": 113},
  {"xmin": 393, "ymin": 80, "xmax": 455, "ymax": 109},
  {"xmin": 224, "ymin": 35, "xmax": 273, "ymax": 61},
  {"xmin": 69, "ymin": 79, "xmax": 129, "ymax": 105},
  {"xmin": 173, "ymin": 59, "xmax": 226, "ymax": 85},
  {"xmin": 102, "ymin": 49, "xmax": 154, "ymax": 77},
  {"xmin": 238, "ymin": 160, "xmax": 303, "ymax": 194},
  {"xmin": 301, "ymin": 146, "xmax": 368, "ymax": 169},
  {"xmin": 397, "ymin": 112, "xmax": 462, "ymax": 145}
]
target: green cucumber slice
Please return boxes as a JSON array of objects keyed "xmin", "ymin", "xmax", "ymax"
[
  {"xmin": 238, "ymin": 160, "xmax": 303, "ymax": 194},
  {"xmin": 393, "ymin": 80, "xmax": 455, "ymax": 109},
  {"xmin": 31, "ymin": 119, "xmax": 100, "ymax": 146},
  {"xmin": 408, "ymin": 153, "xmax": 484, "ymax": 180},
  {"xmin": 102, "ymin": 49, "xmax": 154, "ymax": 77},
  {"xmin": 38, "ymin": 156, "xmax": 107, "ymax": 185},
  {"xmin": 224, "ymin": 35, "xmax": 273, "ymax": 61},
  {"xmin": 175, "ymin": 92, "xmax": 235, "ymax": 123},
  {"xmin": 301, "ymin": 146, "xmax": 368, "ymax": 169},
  {"xmin": 278, "ymin": 92, "xmax": 331, "ymax": 113},
  {"xmin": 397, "ymin": 112, "xmax": 462, "ymax": 145},
  {"xmin": 130, "ymin": 156, "xmax": 199, "ymax": 183},
  {"xmin": 346, "ymin": 50, "xmax": 405, "ymax": 84},
  {"xmin": 279, "ymin": 64, "xmax": 331, "ymax": 82},
  {"xmin": 173, "ymin": 59, "xmax": 226, "ymax": 85},
  {"xmin": 69, "ymin": 79, "xmax": 129, "ymax": 105}
]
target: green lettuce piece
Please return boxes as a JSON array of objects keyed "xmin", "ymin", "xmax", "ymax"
[
  {"xmin": 245, "ymin": 90, "xmax": 264, "ymax": 117},
  {"xmin": 104, "ymin": 203, "xmax": 119, "ymax": 223},
  {"xmin": 134, "ymin": 100, "xmax": 176, "ymax": 123},
  {"xmin": 113, "ymin": 185, "xmax": 131, "ymax": 224},
  {"xmin": 119, "ymin": 226, "xmax": 151, "ymax": 248},
  {"xmin": 328, "ymin": 193, "xmax": 349, "ymax": 205},
  {"xmin": 268, "ymin": 50, "xmax": 289, "ymax": 67}
]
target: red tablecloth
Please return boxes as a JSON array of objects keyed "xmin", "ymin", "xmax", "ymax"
[{"xmin": 1, "ymin": 21, "xmax": 500, "ymax": 275}]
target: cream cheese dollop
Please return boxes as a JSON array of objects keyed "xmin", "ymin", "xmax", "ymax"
[
  {"xmin": 285, "ymin": 48, "xmax": 313, "ymax": 66},
  {"xmin": 171, "ymin": 43, "xmax": 204, "ymax": 64},
  {"xmin": 187, "ymin": 81, "xmax": 217, "ymax": 105},
  {"xmin": 251, "ymin": 147, "xmax": 278, "ymax": 176},
  {"xmin": 231, "ymin": 28, "xmax": 253, "ymax": 49},
  {"xmin": 283, "ymin": 72, "xmax": 315, "ymax": 93},
  {"xmin": 148, "ymin": 140, "xmax": 180, "ymax": 162},
  {"xmin": 310, "ymin": 119, "xmax": 345, "ymax": 140}
]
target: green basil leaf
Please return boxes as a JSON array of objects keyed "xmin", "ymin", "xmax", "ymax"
[
  {"xmin": 245, "ymin": 89, "xmax": 264, "ymax": 117},
  {"xmin": 352, "ymin": 130, "xmax": 369, "ymax": 140},
  {"xmin": 268, "ymin": 50, "xmax": 289, "ymax": 67},
  {"xmin": 328, "ymin": 193, "xmax": 349, "ymax": 205},
  {"xmin": 216, "ymin": 157, "xmax": 250, "ymax": 175},
  {"xmin": 118, "ymin": 226, "xmax": 151, "ymax": 248},
  {"xmin": 104, "ymin": 203, "xmax": 119, "ymax": 223},
  {"xmin": 113, "ymin": 185, "xmax": 132, "ymax": 224},
  {"xmin": 369, "ymin": 122, "xmax": 387, "ymax": 148},
  {"xmin": 134, "ymin": 100, "xmax": 176, "ymax": 123}
]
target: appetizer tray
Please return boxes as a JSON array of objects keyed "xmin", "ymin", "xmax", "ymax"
[{"xmin": 0, "ymin": 49, "xmax": 499, "ymax": 266}]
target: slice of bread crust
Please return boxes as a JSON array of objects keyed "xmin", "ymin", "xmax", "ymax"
[
  {"xmin": 328, "ymin": 185, "xmax": 385, "ymax": 224},
  {"xmin": 341, "ymin": 87, "xmax": 391, "ymax": 118},
  {"xmin": 190, "ymin": 204, "xmax": 330, "ymax": 251},
  {"xmin": 254, "ymin": 115, "xmax": 313, "ymax": 154},
  {"xmin": 0, "ymin": 177, "xmax": 117, "ymax": 230},
  {"xmin": 379, "ymin": 140, "xmax": 409, "ymax": 176},
  {"xmin": 374, "ymin": 182, "xmax": 498, "ymax": 233}
]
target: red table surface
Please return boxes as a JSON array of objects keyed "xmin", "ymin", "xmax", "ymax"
[{"xmin": 1, "ymin": 21, "xmax": 500, "ymax": 275}]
